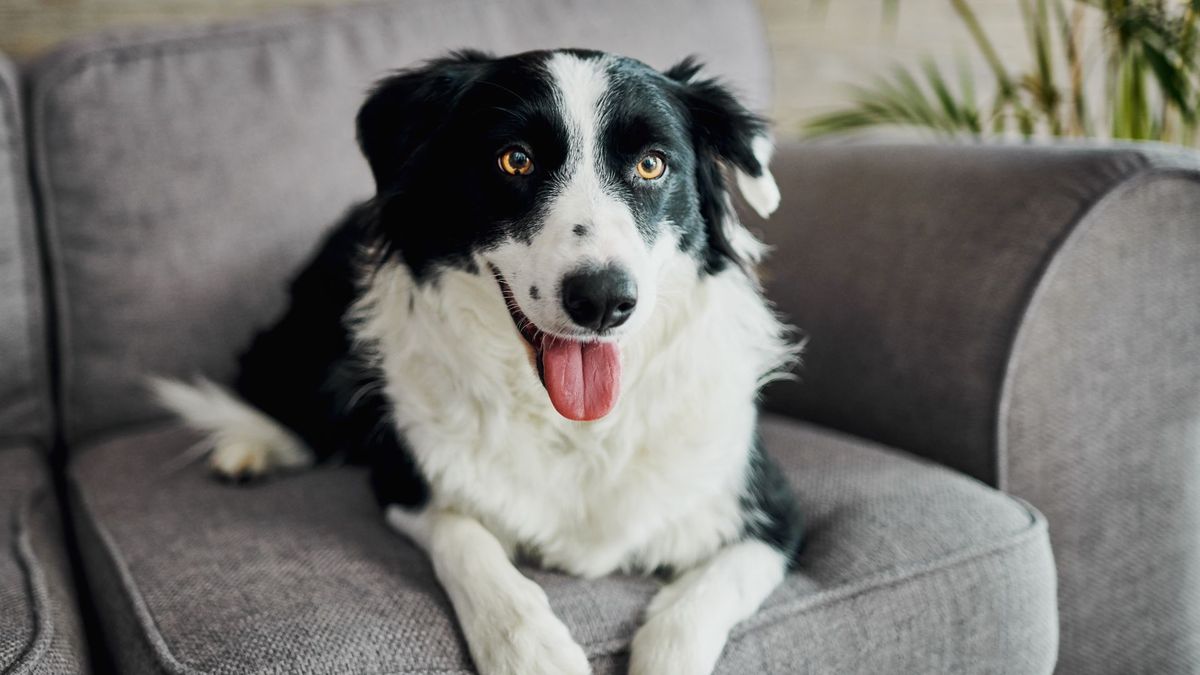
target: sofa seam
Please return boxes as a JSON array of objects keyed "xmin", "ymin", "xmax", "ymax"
[
  {"xmin": 983, "ymin": 150, "xmax": 1148, "ymax": 488},
  {"xmin": 69, "ymin": 451, "xmax": 1050, "ymax": 674},
  {"xmin": 71, "ymin": 463, "xmax": 471, "ymax": 675},
  {"xmin": 993, "ymin": 166, "xmax": 1200, "ymax": 491},
  {"xmin": 4, "ymin": 486, "xmax": 58, "ymax": 675},
  {"xmin": 67, "ymin": 472, "xmax": 203, "ymax": 675},
  {"xmin": 0, "ymin": 60, "xmax": 52, "ymax": 450},
  {"xmin": 28, "ymin": 58, "xmax": 76, "ymax": 452},
  {"xmin": 746, "ymin": 499, "xmax": 1048, "ymax": 633}
]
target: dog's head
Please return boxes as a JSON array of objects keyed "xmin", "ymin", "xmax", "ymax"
[{"xmin": 357, "ymin": 49, "xmax": 779, "ymax": 421}]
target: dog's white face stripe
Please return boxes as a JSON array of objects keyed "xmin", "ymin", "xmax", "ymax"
[
  {"xmin": 545, "ymin": 53, "xmax": 610, "ymax": 184},
  {"xmin": 488, "ymin": 53, "xmax": 664, "ymax": 338}
]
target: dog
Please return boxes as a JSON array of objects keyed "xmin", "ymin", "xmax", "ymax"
[{"xmin": 156, "ymin": 48, "xmax": 803, "ymax": 675}]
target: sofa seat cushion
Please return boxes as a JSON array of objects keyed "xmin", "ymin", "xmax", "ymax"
[
  {"xmin": 68, "ymin": 414, "xmax": 1057, "ymax": 674},
  {"xmin": 0, "ymin": 445, "xmax": 90, "ymax": 674}
]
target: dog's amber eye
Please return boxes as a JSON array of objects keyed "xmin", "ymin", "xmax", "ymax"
[
  {"xmin": 499, "ymin": 147, "xmax": 534, "ymax": 176},
  {"xmin": 635, "ymin": 153, "xmax": 666, "ymax": 180}
]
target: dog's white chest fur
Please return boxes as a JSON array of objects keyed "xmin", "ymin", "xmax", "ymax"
[{"xmin": 354, "ymin": 253, "xmax": 790, "ymax": 578}]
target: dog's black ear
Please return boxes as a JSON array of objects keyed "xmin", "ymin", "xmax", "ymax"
[
  {"xmin": 357, "ymin": 50, "xmax": 491, "ymax": 190},
  {"xmin": 666, "ymin": 57, "xmax": 779, "ymax": 271}
]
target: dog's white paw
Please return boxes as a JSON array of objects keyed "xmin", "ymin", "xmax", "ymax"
[
  {"xmin": 463, "ymin": 578, "xmax": 591, "ymax": 675},
  {"xmin": 209, "ymin": 440, "xmax": 311, "ymax": 481},
  {"xmin": 629, "ymin": 613, "xmax": 724, "ymax": 675}
]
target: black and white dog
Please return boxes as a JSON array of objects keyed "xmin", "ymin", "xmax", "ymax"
[{"xmin": 157, "ymin": 49, "xmax": 802, "ymax": 675}]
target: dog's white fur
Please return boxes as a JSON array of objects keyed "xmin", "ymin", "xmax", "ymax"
[
  {"xmin": 151, "ymin": 376, "xmax": 313, "ymax": 475},
  {"xmin": 157, "ymin": 53, "xmax": 792, "ymax": 675}
]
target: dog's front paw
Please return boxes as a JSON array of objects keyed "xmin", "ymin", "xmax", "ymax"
[
  {"xmin": 464, "ymin": 580, "xmax": 591, "ymax": 675},
  {"xmin": 629, "ymin": 613, "xmax": 724, "ymax": 675}
]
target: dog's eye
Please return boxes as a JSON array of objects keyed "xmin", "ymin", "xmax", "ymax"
[
  {"xmin": 635, "ymin": 153, "xmax": 666, "ymax": 180},
  {"xmin": 498, "ymin": 147, "xmax": 534, "ymax": 176}
]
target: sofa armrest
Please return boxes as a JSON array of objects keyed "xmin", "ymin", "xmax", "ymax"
[{"xmin": 745, "ymin": 140, "xmax": 1200, "ymax": 673}]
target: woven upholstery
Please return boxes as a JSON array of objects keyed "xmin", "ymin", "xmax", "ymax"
[
  {"xmin": 0, "ymin": 53, "xmax": 52, "ymax": 445},
  {"xmin": 0, "ymin": 444, "xmax": 90, "ymax": 674},
  {"xmin": 67, "ymin": 414, "xmax": 1057, "ymax": 675},
  {"xmin": 749, "ymin": 141, "xmax": 1200, "ymax": 674},
  {"xmin": 1004, "ymin": 171, "xmax": 1200, "ymax": 674}
]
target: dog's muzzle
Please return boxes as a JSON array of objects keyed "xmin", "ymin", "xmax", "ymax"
[{"xmin": 491, "ymin": 265, "xmax": 621, "ymax": 422}]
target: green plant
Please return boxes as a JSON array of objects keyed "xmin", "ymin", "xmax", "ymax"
[{"xmin": 804, "ymin": 0, "xmax": 1200, "ymax": 145}]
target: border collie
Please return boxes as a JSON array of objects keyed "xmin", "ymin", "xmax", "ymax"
[{"xmin": 157, "ymin": 48, "xmax": 802, "ymax": 675}]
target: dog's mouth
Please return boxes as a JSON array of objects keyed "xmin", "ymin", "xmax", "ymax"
[{"xmin": 491, "ymin": 266, "xmax": 621, "ymax": 422}]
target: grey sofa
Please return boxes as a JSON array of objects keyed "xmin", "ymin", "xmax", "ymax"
[{"xmin": 0, "ymin": 0, "xmax": 1196, "ymax": 673}]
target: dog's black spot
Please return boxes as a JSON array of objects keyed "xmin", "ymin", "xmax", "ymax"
[
  {"xmin": 529, "ymin": 285, "xmax": 540, "ymax": 300},
  {"xmin": 741, "ymin": 434, "xmax": 805, "ymax": 566},
  {"xmin": 573, "ymin": 224, "xmax": 589, "ymax": 237}
]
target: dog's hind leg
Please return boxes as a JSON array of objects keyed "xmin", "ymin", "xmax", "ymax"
[
  {"xmin": 385, "ymin": 506, "xmax": 592, "ymax": 675},
  {"xmin": 628, "ymin": 540, "xmax": 789, "ymax": 675}
]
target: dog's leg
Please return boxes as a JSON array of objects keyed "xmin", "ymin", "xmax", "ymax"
[
  {"xmin": 629, "ymin": 539, "xmax": 789, "ymax": 675},
  {"xmin": 386, "ymin": 506, "xmax": 592, "ymax": 675}
]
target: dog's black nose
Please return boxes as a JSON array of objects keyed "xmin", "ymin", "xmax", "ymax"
[{"xmin": 561, "ymin": 265, "xmax": 637, "ymax": 331}]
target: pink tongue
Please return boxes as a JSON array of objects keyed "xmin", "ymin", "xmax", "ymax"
[{"xmin": 540, "ymin": 340, "xmax": 621, "ymax": 421}]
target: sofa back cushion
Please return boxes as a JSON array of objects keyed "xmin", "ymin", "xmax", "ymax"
[
  {"xmin": 0, "ymin": 55, "xmax": 52, "ymax": 447},
  {"xmin": 27, "ymin": 0, "xmax": 770, "ymax": 444}
]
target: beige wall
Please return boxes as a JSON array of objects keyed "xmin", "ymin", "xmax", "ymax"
[
  {"xmin": 0, "ymin": 0, "xmax": 1032, "ymax": 138},
  {"xmin": 761, "ymin": 0, "xmax": 1030, "ymax": 135}
]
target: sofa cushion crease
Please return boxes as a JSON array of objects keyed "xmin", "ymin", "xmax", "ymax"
[
  {"xmin": 0, "ymin": 445, "xmax": 90, "ymax": 675},
  {"xmin": 8, "ymin": 490, "xmax": 60, "ymax": 675},
  {"xmin": 0, "ymin": 54, "xmax": 53, "ymax": 446}
]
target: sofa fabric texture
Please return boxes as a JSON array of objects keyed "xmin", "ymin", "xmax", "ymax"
[
  {"xmin": 0, "ymin": 444, "xmax": 89, "ymax": 675},
  {"xmin": 748, "ymin": 142, "xmax": 1200, "ymax": 674},
  {"xmin": 0, "ymin": 54, "xmax": 52, "ymax": 445},
  {"xmin": 750, "ymin": 141, "xmax": 1200, "ymax": 488},
  {"xmin": 26, "ymin": 0, "xmax": 772, "ymax": 447},
  {"xmin": 67, "ymin": 414, "xmax": 1057, "ymax": 675},
  {"xmin": 1004, "ymin": 171, "xmax": 1200, "ymax": 674}
]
